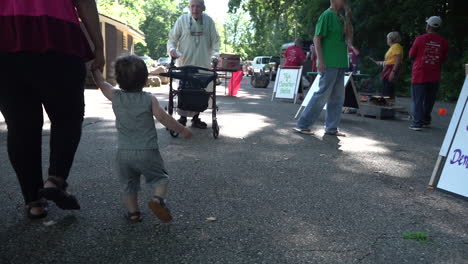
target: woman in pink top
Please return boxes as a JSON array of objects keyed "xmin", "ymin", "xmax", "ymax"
[{"xmin": 0, "ymin": 0, "xmax": 104, "ymax": 219}]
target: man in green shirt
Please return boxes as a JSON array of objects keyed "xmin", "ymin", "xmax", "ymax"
[{"xmin": 294, "ymin": 0, "xmax": 352, "ymax": 136}]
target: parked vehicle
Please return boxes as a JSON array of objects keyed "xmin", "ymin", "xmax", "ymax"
[
  {"xmin": 158, "ymin": 57, "xmax": 171, "ymax": 68},
  {"xmin": 252, "ymin": 56, "xmax": 272, "ymax": 73}
]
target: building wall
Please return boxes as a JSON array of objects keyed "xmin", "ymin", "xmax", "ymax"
[{"xmin": 82, "ymin": 17, "xmax": 143, "ymax": 86}]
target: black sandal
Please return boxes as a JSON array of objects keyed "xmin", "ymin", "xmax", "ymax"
[
  {"xmin": 125, "ymin": 211, "xmax": 142, "ymax": 223},
  {"xmin": 39, "ymin": 176, "xmax": 80, "ymax": 210},
  {"xmin": 26, "ymin": 199, "xmax": 48, "ymax": 220}
]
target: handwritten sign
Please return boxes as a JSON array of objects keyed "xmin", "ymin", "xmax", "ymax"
[
  {"xmin": 437, "ymin": 98, "xmax": 468, "ymax": 197},
  {"xmin": 273, "ymin": 66, "xmax": 302, "ymax": 101}
]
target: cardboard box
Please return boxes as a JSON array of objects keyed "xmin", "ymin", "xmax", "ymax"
[{"xmin": 218, "ymin": 54, "xmax": 241, "ymax": 71}]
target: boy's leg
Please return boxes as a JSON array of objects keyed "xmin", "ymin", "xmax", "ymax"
[
  {"xmin": 154, "ymin": 184, "xmax": 168, "ymax": 199},
  {"xmin": 325, "ymin": 68, "xmax": 345, "ymax": 134},
  {"xmin": 117, "ymin": 150, "xmax": 142, "ymax": 214},
  {"xmin": 296, "ymin": 68, "xmax": 338, "ymax": 129},
  {"xmin": 141, "ymin": 150, "xmax": 172, "ymax": 222},
  {"xmin": 123, "ymin": 193, "xmax": 139, "ymax": 214}
]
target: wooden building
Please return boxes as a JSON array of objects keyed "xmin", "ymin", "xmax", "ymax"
[{"xmin": 83, "ymin": 13, "xmax": 145, "ymax": 85}]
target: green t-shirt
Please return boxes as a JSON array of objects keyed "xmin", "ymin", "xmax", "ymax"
[{"xmin": 315, "ymin": 8, "xmax": 349, "ymax": 68}]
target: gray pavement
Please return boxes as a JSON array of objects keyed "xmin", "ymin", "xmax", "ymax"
[{"xmin": 1, "ymin": 79, "xmax": 467, "ymax": 264}]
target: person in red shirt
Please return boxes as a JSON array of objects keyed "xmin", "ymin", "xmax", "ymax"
[
  {"xmin": 409, "ymin": 16, "xmax": 449, "ymax": 131},
  {"xmin": 284, "ymin": 39, "xmax": 307, "ymax": 67},
  {"xmin": 284, "ymin": 39, "xmax": 307, "ymax": 98}
]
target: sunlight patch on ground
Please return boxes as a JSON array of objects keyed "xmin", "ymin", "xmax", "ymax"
[
  {"xmin": 221, "ymin": 113, "xmax": 273, "ymax": 139},
  {"xmin": 236, "ymin": 90, "xmax": 269, "ymax": 100},
  {"xmin": 339, "ymin": 135, "xmax": 391, "ymax": 154}
]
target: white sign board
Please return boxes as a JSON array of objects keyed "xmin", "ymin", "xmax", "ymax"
[
  {"xmin": 436, "ymin": 77, "xmax": 468, "ymax": 198},
  {"xmin": 439, "ymin": 76, "xmax": 468, "ymax": 157},
  {"xmin": 295, "ymin": 75, "xmax": 352, "ymax": 119},
  {"xmin": 272, "ymin": 67, "xmax": 302, "ymax": 102}
]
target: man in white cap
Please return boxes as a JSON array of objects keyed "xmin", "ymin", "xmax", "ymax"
[
  {"xmin": 167, "ymin": 0, "xmax": 220, "ymax": 128},
  {"xmin": 408, "ymin": 16, "xmax": 449, "ymax": 131}
]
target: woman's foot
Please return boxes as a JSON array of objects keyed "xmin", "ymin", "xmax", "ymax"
[
  {"xmin": 26, "ymin": 199, "xmax": 48, "ymax": 220},
  {"xmin": 39, "ymin": 176, "xmax": 80, "ymax": 210},
  {"xmin": 148, "ymin": 196, "xmax": 173, "ymax": 223}
]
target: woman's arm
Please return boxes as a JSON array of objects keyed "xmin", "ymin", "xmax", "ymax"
[
  {"xmin": 73, "ymin": 0, "xmax": 105, "ymax": 71},
  {"xmin": 151, "ymin": 96, "xmax": 192, "ymax": 138}
]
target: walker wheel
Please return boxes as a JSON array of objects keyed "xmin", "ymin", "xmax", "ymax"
[
  {"xmin": 212, "ymin": 120, "xmax": 219, "ymax": 139},
  {"xmin": 169, "ymin": 130, "xmax": 179, "ymax": 138}
]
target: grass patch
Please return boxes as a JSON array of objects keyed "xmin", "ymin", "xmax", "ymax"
[{"xmin": 402, "ymin": 232, "xmax": 429, "ymax": 242}]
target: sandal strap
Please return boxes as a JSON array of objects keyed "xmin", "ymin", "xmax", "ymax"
[
  {"xmin": 127, "ymin": 211, "xmax": 141, "ymax": 217},
  {"xmin": 29, "ymin": 199, "xmax": 47, "ymax": 208},
  {"xmin": 153, "ymin": 196, "xmax": 166, "ymax": 207},
  {"xmin": 46, "ymin": 176, "xmax": 68, "ymax": 190}
]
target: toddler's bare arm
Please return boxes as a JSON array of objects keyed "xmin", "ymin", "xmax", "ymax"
[
  {"xmin": 151, "ymin": 96, "xmax": 192, "ymax": 138},
  {"xmin": 92, "ymin": 70, "xmax": 117, "ymax": 101}
]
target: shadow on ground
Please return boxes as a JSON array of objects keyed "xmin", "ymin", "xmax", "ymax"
[{"xmin": 0, "ymin": 79, "xmax": 467, "ymax": 264}]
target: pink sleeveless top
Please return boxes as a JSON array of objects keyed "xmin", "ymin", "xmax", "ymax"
[{"xmin": 0, "ymin": 0, "xmax": 94, "ymax": 61}]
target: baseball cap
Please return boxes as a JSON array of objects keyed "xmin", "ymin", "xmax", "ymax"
[{"xmin": 426, "ymin": 16, "xmax": 442, "ymax": 28}]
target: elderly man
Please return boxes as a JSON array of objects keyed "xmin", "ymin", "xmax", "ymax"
[
  {"xmin": 294, "ymin": 0, "xmax": 352, "ymax": 136},
  {"xmin": 167, "ymin": 0, "xmax": 220, "ymax": 129},
  {"xmin": 408, "ymin": 16, "xmax": 448, "ymax": 131}
]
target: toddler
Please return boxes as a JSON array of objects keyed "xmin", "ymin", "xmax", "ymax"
[{"xmin": 92, "ymin": 55, "xmax": 192, "ymax": 223}]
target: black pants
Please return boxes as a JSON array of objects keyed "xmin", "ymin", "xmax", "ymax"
[
  {"xmin": 0, "ymin": 52, "xmax": 86, "ymax": 204},
  {"xmin": 411, "ymin": 82, "xmax": 439, "ymax": 127},
  {"xmin": 382, "ymin": 79, "xmax": 395, "ymax": 99}
]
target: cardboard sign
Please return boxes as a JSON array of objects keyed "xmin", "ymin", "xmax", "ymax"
[
  {"xmin": 433, "ymin": 76, "xmax": 468, "ymax": 198},
  {"xmin": 438, "ymin": 76, "xmax": 468, "ymax": 157},
  {"xmin": 437, "ymin": 102, "xmax": 468, "ymax": 197},
  {"xmin": 272, "ymin": 66, "xmax": 302, "ymax": 102},
  {"xmin": 218, "ymin": 54, "xmax": 241, "ymax": 71}
]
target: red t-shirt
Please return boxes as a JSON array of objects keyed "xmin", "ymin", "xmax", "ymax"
[
  {"xmin": 409, "ymin": 33, "xmax": 448, "ymax": 84},
  {"xmin": 0, "ymin": 0, "xmax": 94, "ymax": 61},
  {"xmin": 284, "ymin": 46, "xmax": 306, "ymax": 67}
]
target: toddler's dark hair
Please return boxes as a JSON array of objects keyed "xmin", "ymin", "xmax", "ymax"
[{"xmin": 114, "ymin": 55, "xmax": 148, "ymax": 91}]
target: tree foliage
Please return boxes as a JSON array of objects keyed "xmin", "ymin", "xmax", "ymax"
[
  {"xmin": 228, "ymin": 0, "xmax": 468, "ymax": 100},
  {"xmin": 97, "ymin": 0, "xmax": 188, "ymax": 59}
]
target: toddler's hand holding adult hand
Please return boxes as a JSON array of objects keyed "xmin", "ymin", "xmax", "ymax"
[{"xmin": 182, "ymin": 128, "xmax": 193, "ymax": 139}]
